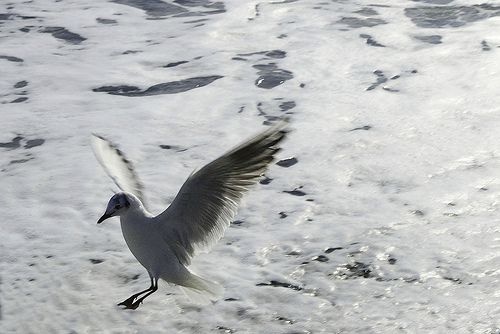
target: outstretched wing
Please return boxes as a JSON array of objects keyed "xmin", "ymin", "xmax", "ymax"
[
  {"xmin": 154, "ymin": 120, "xmax": 289, "ymax": 266},
  {"xmin": 91, "ymin": 134, "xmax": 146, "ymax": 205}
]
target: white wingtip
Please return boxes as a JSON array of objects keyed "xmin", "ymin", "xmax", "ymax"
[{"xmin": 91, "ymin": 134, "xmax": 146, "ymax": 205}]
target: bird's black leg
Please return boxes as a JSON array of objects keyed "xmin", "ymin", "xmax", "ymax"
[
  {"xmin": 129, "ymin": 278, "xmax": 158, "ymax": 309},
  {"xmin": 118, "ymin": 277, "xmax": 157, "ymax": 309}
]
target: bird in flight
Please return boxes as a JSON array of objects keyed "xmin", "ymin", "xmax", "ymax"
[{"xmin": 92, "ymin": 120, "xmax": 289, "ymax": 309}]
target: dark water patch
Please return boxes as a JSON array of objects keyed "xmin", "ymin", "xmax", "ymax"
[
  {"xmin": 405, "ymin": 4, "xmax": 500, "ymax": 28},
  {"xmin": 10, "ymin": 157, "xmax": 33, "ymax": 165},
  {"xmin": 312, "ymin": 255, "xmax": 329, "ymax": 262},
  {"xmin": 89, "ymin": 259, "xmax": 104, "ymax": 264},
  {"xmin": 231, "ymin": 220, "xmax": 244, "ymax": 226},
  {"xmin": 1, "ymin": 136, "xmax": 45, "ymax": 152},
  {"xmin": 411, "ymin": 0, "xmax": 454, "ymax": 4},
  {"xmin": 114, "ymin": 0, "xmax": 225, "ymax": 17},
  {"xmin": 256, "ymin": 102, "xmax": 266, "ymax": 115},
  {"xmin": 130, "ymin": 76, "xmax": 222, "ymax": 95},
  {"xmin": 276, "ymin": 316, "xmax": 294, "ymax": 324},
  {"xmin": 338, "ymin": 17, "xmax": 387, "ymax": 28},
  {"xmin": 283, "ymin": 188, "xmax": 306, "ymax": 196},
  {"xmin": 359, "ymin": 34, "xmax": 384, "ymax": 47},
  {"xmin": 259, "ymin": 176, "xmax": 272, "ymax": 185},
  {"xmin": 113, "ymin": 0, "xmax": 187, "ymax": 17},
  {"xmin": 355, "ymin": 8, "xmax": 379, "ymax": 16},
  {"xmin": 0, "ymin": 55, "xmax": 23, "ymax": 62},
  {"xmin": 93, "ymin": 85, "xmax": 140, "ymax": 94},
  {"xmin": 96, "ymin": 18, "xmax": 117, "ymax": 24},
  {"xmin": 25, "ymin": 139, "xmax": 45, "ymax": 149},
  {"xmin": 184, "ymin": 18, "xmax": 209, "ymax": 24},
  {"xmin": 0, "ymin": 136, "xmax": 23, "ymax": 149},
  {"xmin": 335, "ymin": 261, "xmax": 373, "ymax": 279},
  {"xmin": 123, "ymin": 50, "xmax": 142, "ymax": 55},
  {"xmin": 238, "ymin": 51, "xmax": 265, "ymax": 57},
  {"xmin": 325, "ymin": 247, "xmax": 343, "ymax": 253},
  {"xmin": 14, "ymin": 80, "xmax": 28, "ymax": 88},
  {"xmin": 276, "ymin": 157, "xmax": 297, "ymax": 167},
  {"xmin": 93, "ymin": 76, "xmax": 223, "ymax": 96},
  {"xmin": 265, "ymin": 50, "xmax": 286, "ymax": 59},
  {"xmin": 199, "ymin": 1, "xmax": 225, "ymax": 12},
  {"xmin": 287, "ymin": 250, "xmax": 301, "ymax": 256},
  {"xmin": 256, "ymin": 280, "xmax": 302, "ymax": 291},
  {"xmin": 174, "ymin": 0, "xmax": 209, "ymax": 7},
  {"xmin": 350, "ymin": 125, "xmax": 371, "ymax": 131},
  {"xmin": 163, "ymin": 60, "xmax": 189, "ymax": 68},
  {"xmin": 373, "ymin": 276, "xmax": 421, "ymax": 284},
  {"xmin": 204, "ymin": 8, "xmax": 225, "ymax": 16},
  {"xmin": 366, "ymin": 38, "xmax": 384, "ymax": 47},
  {"xmin": 19, "ymin": 15, "xmax": 37, "ymax": 20},
  {"xmin": 367, "ymin": 69, "xmax": 387, "ymax": 91},
  {"xmin": 216, "ymin": 325, "xmax": 235, "ymax": 333},
  {"xmin": 481, "ymin": 40, "xmax": 491, "ymax": 51},
  {"xmin": 414, "ymin": 35, "xmax": 442, "ymax": 44},
  {"xmin": 159, "ymin": 144, "xmax": 187, "ymax": 152},
  {"xmin": 11, "ymin": 97, "xmax": 28, "ymax": 103},
  {"xmin": 251, "ymin": 3, "xmax": 261, "ymax": 19},
  {"xmin": 263, "ymin": 115, "xmax": 281, "ymax": 124},
  {"xmin": 0, "ymin": 13, "xmax": 12, "ymax": 21},
  {"xmin": 442, "ymin": 276, "xmax": 467, "ymax": 284},
  {"xmin": 183, "ymin": 1, "xmax": 225, "ymax": 14},
  {"xmin": 413, "ymin": 209, "xmax": 425, "ymax": 216},
  {"xmin": 255, "ymin": 101, "xmax": 293, "ymax": 124},
  {"xmin": 253, "ymin": 63, "xmax": 293, "ymax": 89},
  {"xmin": 279, "ymin": 101, "xmax": 295, "ymax": 111},
  {"xmin": 237, "ymin": 50, "xmax": 286, "ymax": 60},
  {"xmin": 39, "ymin": 27, "xmax": 86, "ymax": 44},
  {"xmin": 271, "ymin": 0, "xmax": 299, "ymax": 3},
  {"xmin": 383, "ymin": 86, "xmax": 399, "ymax": 92}
]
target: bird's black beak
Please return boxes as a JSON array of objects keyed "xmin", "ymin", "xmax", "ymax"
[{"xmin": 97, "ymin": 213, "xmax": 112, "ymax": 224}]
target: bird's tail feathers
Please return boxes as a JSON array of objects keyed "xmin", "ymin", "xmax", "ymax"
[{"xmin": 178, "ymin": 272, "xmax": 224, "ymax": 305}]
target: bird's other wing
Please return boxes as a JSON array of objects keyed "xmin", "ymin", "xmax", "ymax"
[
  {"xmin": 91, "ymin": 134, "xmax": 146, "ymax": 205},
  {"xmin": 154, "ymin": 119, "xmax": 289, "ymax": 266}
]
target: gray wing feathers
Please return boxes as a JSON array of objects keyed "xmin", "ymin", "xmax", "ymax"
[
  {"xmin": 91, "ymin": 134, "xmax": 146, "ymax": 205},
  {"xmin": 155, "ymin": 120, "xmax": 289, "ymax": 265}
]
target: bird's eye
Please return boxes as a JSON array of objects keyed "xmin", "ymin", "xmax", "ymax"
[{"xmin": 114, "ymin": 204, "xmax": 121, "ymax": 210}]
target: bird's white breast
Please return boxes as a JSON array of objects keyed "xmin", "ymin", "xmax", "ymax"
[{"xmin": 120, "ymin": 209, "xmax": 179, "ymax": 279}]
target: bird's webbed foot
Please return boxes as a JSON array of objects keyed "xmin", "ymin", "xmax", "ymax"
[
  {"xmin": 117, "ymin": 279, "xmax": 158, "ymax": 310},
  {"xmin": 117, "ymin": 296, "xmax": 139, "ymax": 309}
]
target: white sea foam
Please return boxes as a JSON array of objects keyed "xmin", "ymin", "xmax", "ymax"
[{"xmin": 1, "ymin": 0, "xmax": 500, "ymax": 332}]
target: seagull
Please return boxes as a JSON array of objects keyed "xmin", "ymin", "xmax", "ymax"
[{"xmin": 92, "ymin": 120, "xmax": 288, "ymax": 309}]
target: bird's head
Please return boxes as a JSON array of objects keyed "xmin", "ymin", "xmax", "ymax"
[{"xmin": 97, "ymin": 192, "xmax": 140, "ymax": 224}]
